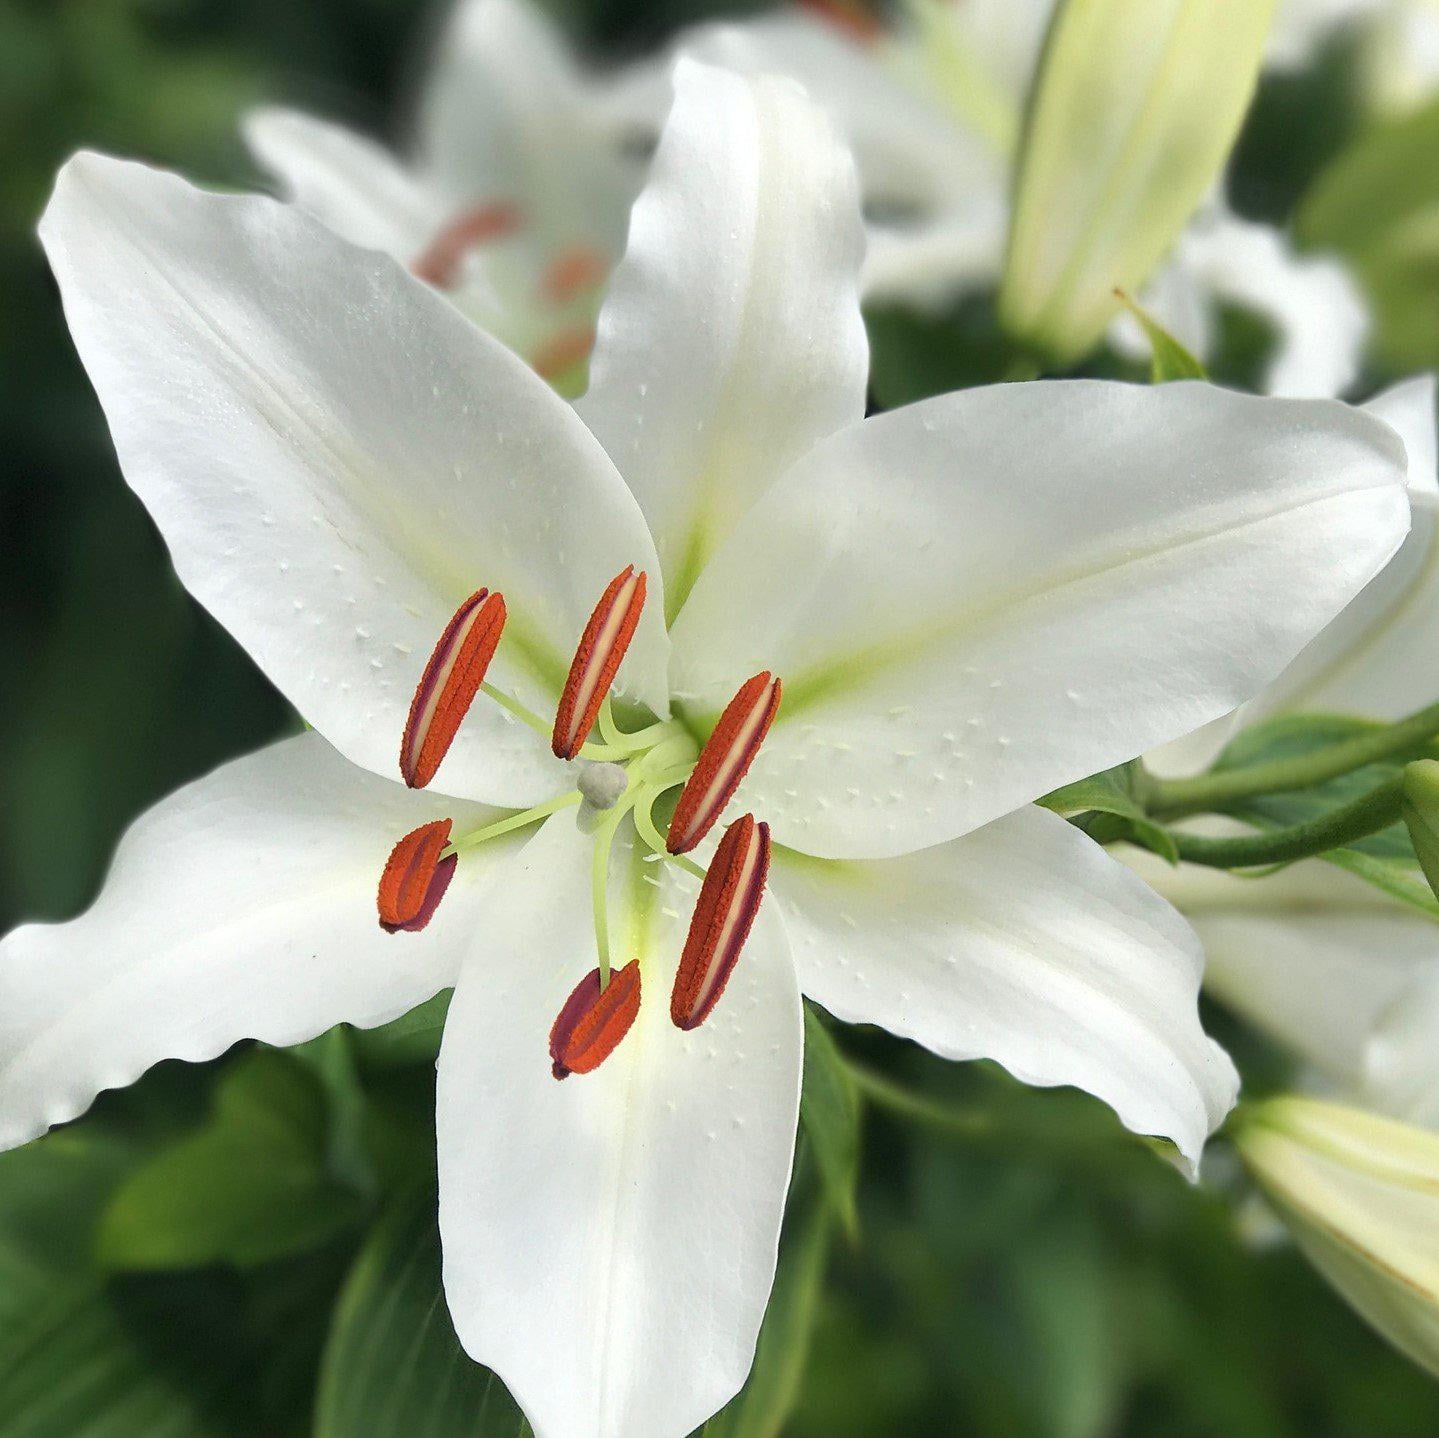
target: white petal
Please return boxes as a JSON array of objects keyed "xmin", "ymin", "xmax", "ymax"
[
  {"xmin": 1151, "ymin": 209, "xmax": 1369, "ymax": 399},
  {"xmin": 578, "ymin": 58, "xmax": 868, "ymax": 616},
  {"xmin": 1129, "ymin": 848, "xmax": 1438, "ymax": 1092},
  {"xmin": 40, "ymin": 152, "xmax": 670, "ymax": 806},
  {"xmin": 1366, "ymin": 967, "xmax": 1439, "ymax": 1128},
  {"xmin": 859, "ymin": 199, "xmax": 1008, "ymax": 309},
  {"xmin": 243, "ymin": 107, "xmax": 443, "ymax": 261},
  {"xmin": 437, "ymin": 813, "xmax": 801, "ymax": 1438},
  {"xmin": 416, "ymin": 0, "xmax": 639, "ymax": 256},
  {"xmin": 0, "ymin": 733, "xmax": 512, "ymax": 1152},
  {"xmin": 1225, "ymin": 375, "xmax": 1439, "ymax": 725},
  {"xmin": 676, "ymin": 14, "xmax": 1000, "ymax": 221},
  {"xmin": 772, "ymin": 805, "xmax": 1237, "ymax": 1174},
  {"xmin": 1266, "ymin": 0, "xmax": 1386, "ymax": 69},
  {"xmin": 670, "ymin": 380, "xmax": 1409, "ymax": 859}
]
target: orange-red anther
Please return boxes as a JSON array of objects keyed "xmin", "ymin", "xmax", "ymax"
[
  {"xmin": 667, "ymin": 673, "xmax": 781, "ymax": 855},
  {"xmin": 552, "ymin": 567, "xmax": 647, "ymax": 760},
  {"xmin": 543, "ymin": 245, "xmax": 608, "ymax": 304},
  {"xmin": 401, "ymin": 589, "xmax": 507, "ymax": 789},
  {"xmin": 411, "ymin": 202, "xmax": 522, "ymax": 289},
  {"xmin": 671, "ymin": 815, "xmax": 770, "ymax": 1030},
  {"xmin": 532, "ymin": 324, "xmax": 597, "ymax": 380},
  {"xmin": 798, "ymin": 0, "xmax": 881, "ymax": 41},
  {"xmin": 549, "ymin": 960, "xmax": 643, "ymax": 1079},
  {"xmin": 377, "ymin": 819, "xmax": 456, "ymax": 933}
]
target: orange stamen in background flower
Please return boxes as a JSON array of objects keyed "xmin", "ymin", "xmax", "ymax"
[
  {"xmin": 378, "ymin": 819, "xmax": 456, "ymax": 932},
  {"xmin": 401, "ymin": 589, "xmax": 507, "ymax": 789},
  {"xmin": 552, "ymin": 567, "xmax": 647, "ymax": 759},
  {"xmin": 532, "ymin": 325, "xmax": 597, "ymax": 380},
  {"xmin": 667, "ymin": 673, "xmax": 781, "ymax": 854},
  {"xmin": 543, "ymin": 245, "xmax": 608, "ymax": 304},
  {"xmin": 549, "ymin": 960, "xmax": 642, "ymax": 1078},
  {"xmin": 798, "ymin": 0, "xmax": 882, "ymax": 42},
  {"xmin": 411, "ymin": 202, "xmax": 522, "ymax": 289},
  {"xmin": 672, "ymin": 815, "xmax": 770, "ymax": 1030}
]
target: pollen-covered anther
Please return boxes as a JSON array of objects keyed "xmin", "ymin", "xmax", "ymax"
[
  {"xmin": 549, "ymin": 960, "xmax": 642, "ymax": 1079},
  {"xmin": 543, "ymin": 245, "xmax": 608, "ymax": 304},
  {"xmin": 671, "ymin": 814, "xmax": 771, "ymax": 1031},
  {"xmin": 667, "ymin": 672, "xmax": 781, "ymax": 854},
  {"xmin": 377, "ymin": 819, "xmax": 456, "ymax": 933},
  {"xmin": 532, "ymin": 324, "xmax": 597, "ymax": 380},
  {"xmin": 799, "ymin": 0, "xmax": 882, "ymax": 42},
  {"xmin": 400, "ymin": 589, "xmax": 507, "ymax": 789},
  {"xmin": 411, "ymin": 202, "xmax": 522, "ymax": 289},
  {"xmin": 552, "ymin": 566, "xmax": 648, "ymax": 760}
]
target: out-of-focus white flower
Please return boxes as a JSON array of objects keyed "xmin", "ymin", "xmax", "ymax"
[
  {"xmin": 1234, "ymin": 1095, "xmax": 1439, "ymax": 1378},
  {"xmin": 1270, "ymin": 0, "xmax": 1439, "ymax": 115},
  {"xmin": 245, "ymin": 0, "xmax": 650, "ymax": 384},
  {"xmin": 668, "ymin": 1, "xmax": 1366, "ymax": 395}
]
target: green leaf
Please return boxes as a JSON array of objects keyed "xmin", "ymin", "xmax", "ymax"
[
  {"xmin": 315, "ymin": 1189, "xmax": 528, "ymax": 1437},
  {"xmin": 1213, "ymin": 714, "xmax": 1439, "ymax": 918},
  {"xmin": 700, "ymin": 1195, "xmax": 833, "ymax": 1438},
  {"xmin": 1298, "ymin": 95, "xmax": 1439, "ymax": 372},
  {"xmin": 349, "ymin": 990, "xmax": 452, "ymax": 1071},
  {"xmin": 0, "ymin": 1280, "xmax": 222, "ymax": 1437},
  {"xmin": 98, "ymin": 1051, "xmax": 364, "ymax": 1271},
  {"xmin": 1112, "ymin": 290, "xmax": 1208, "ymax": 381},
  {"xmin": 800, "ymin": 1007, "xmax": 862, "ymax": 1236},
  {"xmin": 1041, "ymin": 763, "xmax": 1179, "ymax": 862}
]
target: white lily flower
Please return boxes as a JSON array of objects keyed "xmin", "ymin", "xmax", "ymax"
[
  {"xmin": 1270, "ymin": 0, "xmax": 1439, "ymax": 115},
  {"xmin": 12, "ymin": 56, "xmax": 1415, "ymax": 1438},
  {"xmin": 1234, "ymin": 1095, "xmax": 1439, "ymax": 1378},
  {"xmin": 244, "ymin": 0, "xmax": 648, "ymax": 383},
  {"xmin": 1125, "ymin": 852, "xmax": 1439, "ymax": 1120},
  {"xmin": 672, "ymin": 2, "xmax": 1367, "ymax": 396}
]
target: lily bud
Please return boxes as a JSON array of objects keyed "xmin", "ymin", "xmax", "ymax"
[
  {"xmin": 1234, "ymin": 1096, "xmax": 1439, "ymax": 1379},
  {"xmin": 999, "ymin": 0, "xmax": 1276, "ymax": 363},
  {"xmin": 549, "ymin": 960, "xmax": 642, "ymax": 1079},
  {"xmin": 1402, "ymin": 759, "xmax": 1439, "ymax": 899}
]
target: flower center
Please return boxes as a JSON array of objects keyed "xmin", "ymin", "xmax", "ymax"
[{"xmin": 375, "ymin": 571, "xmax": 783, "ymax": 1076}]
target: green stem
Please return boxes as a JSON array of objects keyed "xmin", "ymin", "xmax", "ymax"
[
  {"xmin": 1159, "ymin": 775, "xmax": 1404, "ymax": 870},
  {"xmin": 1146, "ymin": 701, "xmax": 1439, "ymax": 819},
  {"xmin": 846, "ymin": 1062, "xmax": 1000, "ymax": 1139}
]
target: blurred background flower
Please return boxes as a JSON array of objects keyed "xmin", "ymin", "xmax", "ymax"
[{"xmin": 7, "ymin": 1, "xmax": 1439, "ymax": 1433}]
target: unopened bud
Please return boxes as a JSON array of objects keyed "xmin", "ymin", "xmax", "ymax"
[
  {"xmin": 1402, "ymin": 759, "xmax": 1439, "ymax": 899},
  {"xmin": 1235, "ymin": 1096, "xmax": 1439, "ymax": 1379}
]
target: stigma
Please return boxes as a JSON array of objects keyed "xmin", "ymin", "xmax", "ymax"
[
  {"xmin": 671, "ymin": 814, "xmax": 771, "ymax": 1030},
  {"xmin": 549, "ymin": 960, "xmax": 642, "ymax": 1078},
  {"xmin": 401, "ymin": 589, "xmax": 507, "ymax": 789},
  {"xmin": 667, "ymin": 673, "xmax": 781, "ymax": 854},
  {"xmin": 552, "ymin": 566, "xmax": 648, "ymax": 759},
  {"xmin": 377, "ymin": 819, "xmax": 456, "ymax": 933}
]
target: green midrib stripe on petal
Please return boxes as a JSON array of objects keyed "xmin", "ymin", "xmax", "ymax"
[{"xmin": 743, "ymin": 479, "xmax": 1394, "ymax": 733}]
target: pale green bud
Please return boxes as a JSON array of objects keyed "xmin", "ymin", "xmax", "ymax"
[
  {"xmin": 1402, "ymin": 758, "xmax": 1439, "ymax": 899},
  {"xmin": 1000, "ymin": 0, "xmax": 1277, "ymax": 364},
  {"xmin": 1235, "ymin": 1096, "xmax": 1439, "ymax": 1379}
]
